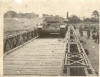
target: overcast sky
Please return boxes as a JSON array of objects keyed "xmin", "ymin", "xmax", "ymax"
[{"xmin": 1, "ymin": 0, "xmax": 100, "ymax": 18}]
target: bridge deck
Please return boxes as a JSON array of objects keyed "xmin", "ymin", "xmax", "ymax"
[{"xmin": 4, "ymin": 38, "xmax": 65, "ymax": 76}]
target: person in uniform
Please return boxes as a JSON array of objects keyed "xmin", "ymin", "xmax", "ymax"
[{"xmin": 87, "ymin": 28, "xmax": 90, "ymax": 39}]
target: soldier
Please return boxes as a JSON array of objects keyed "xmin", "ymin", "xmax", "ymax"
[
  {"xmin": 92, "ymin": 27, "xmax": 97, "ymax": 42},
  {"xmin": 96, "ymin": 32, "xmax": 99, "ymax": 43},
  {"xmin": 79, "ymin": 26, "xmax": 83, "ymax": 37},
  {"xmin": 92, "ymin": 27, "xmax": 96, "ymax": 34},
  {"xmin": 92, "ymin": 33, "xmax": 95, "ymax": 41},
  {"xmin": 87, "ymin": 29, "xmax": 90, "ymax": 39}
]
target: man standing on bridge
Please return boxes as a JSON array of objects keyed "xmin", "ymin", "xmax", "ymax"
[
  {"xmin": 79, "ymin": 26, "xmax": 83, "ymax": 37},
  {"xmin": 87, "ymin": 28, "xmax": 90, "ymax": 39}
]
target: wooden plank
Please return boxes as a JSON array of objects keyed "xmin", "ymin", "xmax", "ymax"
[{"xmin": 4, "ymin": 38, "xmax": 65, "ymax": 75}]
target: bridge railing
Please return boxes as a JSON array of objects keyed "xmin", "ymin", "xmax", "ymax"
[{"xmin": 4, "ymin": 29, "xmax": 38, "ymax": 53}]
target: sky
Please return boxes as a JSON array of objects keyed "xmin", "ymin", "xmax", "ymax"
[{"xmin": 0, "ymin": 0, "xmax": 100, "ymax": 18}]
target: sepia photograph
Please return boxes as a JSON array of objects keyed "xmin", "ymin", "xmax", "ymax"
[{"xmin": 0, "ymin": 0, "xmax": 99, "ymax": 76}]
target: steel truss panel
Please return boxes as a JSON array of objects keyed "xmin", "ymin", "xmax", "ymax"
[{"xmin": 63, "ymin": 26, "xmax": 97, "ymax": 76}]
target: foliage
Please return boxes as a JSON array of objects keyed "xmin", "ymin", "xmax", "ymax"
[
  {"xmin": 4, "ymin": 10, "xmax": 39, "ymax": 19},
  {"xmin": 4, "ymin": 11, "xmax": 17, "ymax": 18},
  {"xmin": 68, "ymin": 15, "xmax": 82, "ymax": 23},
  {"xmin": 91, "ymin": 10, "xmax": 99, "ymax": 22}
]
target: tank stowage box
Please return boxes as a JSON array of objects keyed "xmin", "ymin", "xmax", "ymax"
[{"xmin": 60, "ymin": 25, "xmax": 67, "ymax": 37}]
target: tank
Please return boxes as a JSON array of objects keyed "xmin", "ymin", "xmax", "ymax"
[{"xmin": 37, "ymin": 16, "xmax": 67, "ymax": 37}]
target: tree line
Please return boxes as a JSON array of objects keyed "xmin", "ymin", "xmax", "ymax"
[
  {"xmin": 68, "ymin": 10, "xmax": 99, "ymax": 23},
  {"xmin": 4, "ymin": 10, "xmax": 39, "ymax": 19}
]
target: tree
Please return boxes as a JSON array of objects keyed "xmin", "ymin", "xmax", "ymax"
[
  {"xmin": 91, "ymin": 10, "xmax": 99, "ymax": 22},
  {"xmin": 83, "ymin": 18, "xmax": 91, "ymax": 22},
  {"xmin": 92, "ymin": 10, "xmax": 99, "ymax": 18},
  {"xmin": 4, "ymin": 11, "xmax": 16, "ymax": 18},
  {"xmin": 68, "ymin": 15, "xmax": 82, "ymax": 23}
]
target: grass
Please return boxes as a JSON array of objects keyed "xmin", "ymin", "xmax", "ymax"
[{"xmin": 79, "ymin": 31, "xmax": 99, "ymax": 74}]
